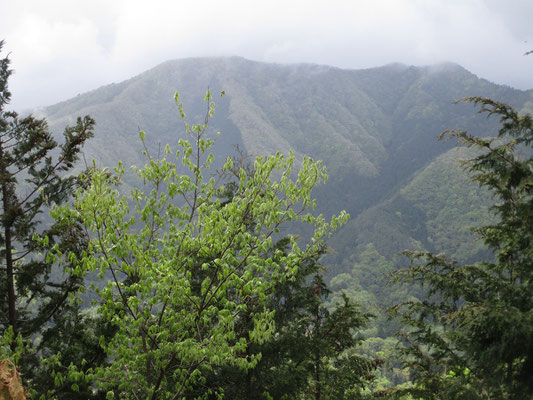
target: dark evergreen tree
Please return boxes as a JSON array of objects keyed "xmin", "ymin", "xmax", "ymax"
[
  {"xmin": 0, "ymin": 41, "xmax": 106, "ymax": 399},
  {"xmin": 389, "ymin": 98, "xmax": 533, "ymax": 400}
]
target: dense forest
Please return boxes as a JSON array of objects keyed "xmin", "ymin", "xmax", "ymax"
[{"xmin": 1, "ymin": 41, "xmax": 532, "ymax": 399}]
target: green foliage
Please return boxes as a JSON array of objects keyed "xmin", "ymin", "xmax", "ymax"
[
  {"xmin": 9, "ymin": 54, "xmax": 532, "ymax": 397},
  {"xmin": 304, "ymin": 290, "xmax": 381, "ymax": 400},
  {"xmin": 0, "ymin": 40, "xmax": 104, "ymax": 398},
  {"xmin": 389, "ymin": 98, "xmax": 533, "ymax": 399},
  {"xmin": 48, "ymin": 91, "xmax": 349, "ymax": 399},
  {"xmin": 197, "ymin": 238, "xmax": 378, "ymax": 400},
  {"xmin": 329, "ymin": 244, "xmax": 412, "ymax": 392}
]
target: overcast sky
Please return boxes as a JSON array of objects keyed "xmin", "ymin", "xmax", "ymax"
[{"xmin": 2, "ymin": 0, "xmax": 532, "ymax": 111}]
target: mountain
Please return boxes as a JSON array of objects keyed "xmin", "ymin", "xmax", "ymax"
[{"xmin": 39, "ymin": 57, "xmax": 533, "ymax": 280}]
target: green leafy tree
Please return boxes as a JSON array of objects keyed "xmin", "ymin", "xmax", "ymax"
[
  {"xmin": 49, "ymin": 90, "xmax": 349, "ymax": 399},
  {"xmin": 389, "ymin": 98, "xmax": 533, "ymax": 399},
  {"xmin": 0, "ymin": 41, "xmax": 103, "ymax": 398}
]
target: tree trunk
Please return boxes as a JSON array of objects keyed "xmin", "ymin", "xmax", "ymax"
[
  {"xmin": 0, "ymin": 143, "xmax": 17, "ymax": 339},
  {"xmin": 3, "ymin": 221, "xmax": 16, "ymax": 334},
  {"xmin": 314, "ymin": 301, "xmax": 321, "ymax": 400}
]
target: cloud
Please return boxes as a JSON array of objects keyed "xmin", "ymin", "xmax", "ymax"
[{"xmin": 1, "ymin": 0, "xmax": 532, "ymax": 111}]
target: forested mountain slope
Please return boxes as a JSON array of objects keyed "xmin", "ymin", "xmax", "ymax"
[{"xmin": 40, "ymin": 57, "xmax": 533, "ymax": 277}]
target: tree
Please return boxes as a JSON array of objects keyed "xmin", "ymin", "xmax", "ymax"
[
  {"xmin": 0, "ymin": 40, "xmax": 102, "ymax": 398},
  {"xmin": 48, "ymin": 90, "xmax": 350, "ymax": 399},
  {"xmin": 198, "ymin": 237, "xmax": 379, "ymax": 400},
  {"xmin": 389, "ymin": 98, "xmax": 533, "ymax": 399}
]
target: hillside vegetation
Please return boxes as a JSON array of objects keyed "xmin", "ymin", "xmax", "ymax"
[
  {"xmin": 4, "ymin": 55, "xmax": 530, "ymax": 398},
  {"xmin": 41, "ymin": 57, "xmax": 533, "ymax": 274}
]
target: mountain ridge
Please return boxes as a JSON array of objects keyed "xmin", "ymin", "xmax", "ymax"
[{"xmin": 39, "ymin": 56, "xmax": 533, "ymax": 278}]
